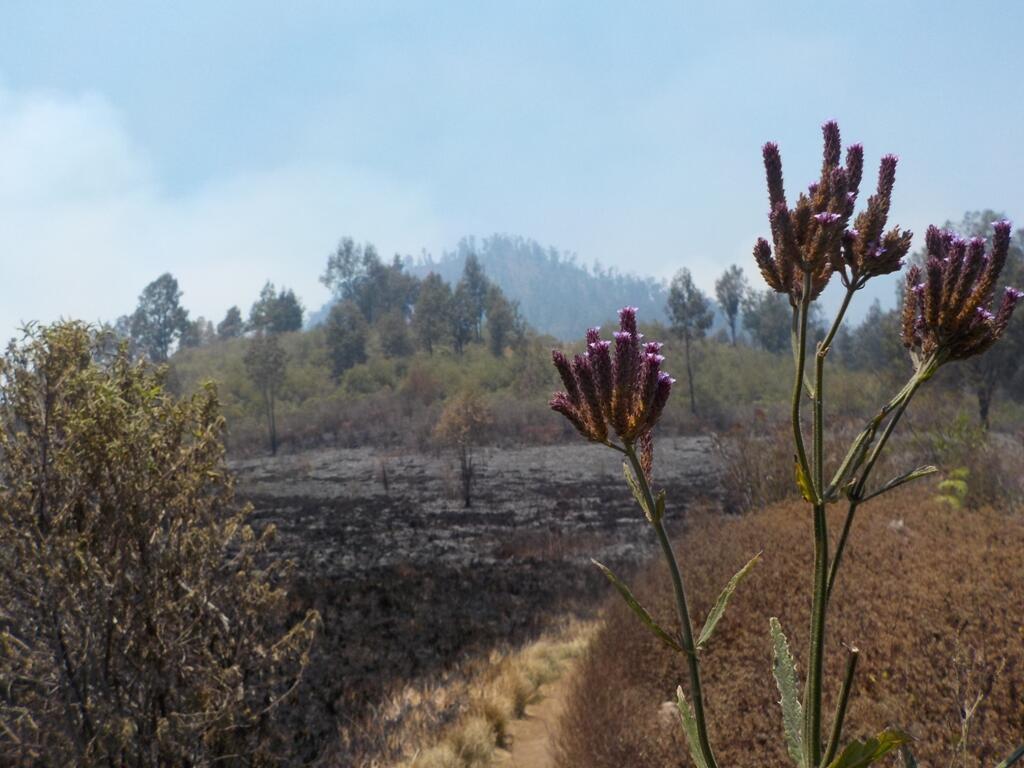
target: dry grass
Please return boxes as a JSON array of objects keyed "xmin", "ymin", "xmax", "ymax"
[
  {"xmin": 338, "ymin": 620, "xmax": 594, "ymax": 767},
  {"xmin": 556, "ymin": 492, "xmax": 1024, "ymax": 767}
]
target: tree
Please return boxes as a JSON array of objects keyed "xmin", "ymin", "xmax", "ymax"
[
  {"xmin": 217, "ymin": 305, "xmax": 244, "ymax": 339},
  {"xmin": 450, "ymin": 281, "xmax": 476, "ymax": 355},
  {"xmin": 377, "ymin": 309, "xmax": 414, "ymax": 357},
  {"xmin": 320, "ymin": 238, "xmax": 378, "ymax": 302},
  {"xmin": 432, "ymin": 390, "xmax": 492, "ymax": 507},
  {"xmin": 413, "ymin": 272, "xmax": 452, "ymax": 354},
  {"xmin": 460, "ymin": 253, "xmax": 490, "ymax": 339},
  {"xmin": 270, "ymin": 288, "xmax": 304, "ymax": 332},
  {"xmin": 667, "ymin": 268, "xmax": 714, "ymax": 415},
  {"xmin": 715, "ymin": 265, "xmax": 748, "ymax": 346},
  {"xmin": 742, "ymin": 288, "xmax": 794, "ymax": 354},
  {"xmin": 178, "ymin": 317, "xmax": 215, "ymax": 349},
  {"xmin": 244, "ymin": 332, "xmax": 287, "ymax": 455},
  {"xmin": 248, "ymin": 282, "xmax": 278, "ymax": 332},
  {"xmin": 833, "ymin": 299, "xmax": 906, "ymax": 380},
  {"xmin": 249, "ymin": 282, "xmax": 304, "ymax": 334},
  {"xmin": 321, "ymin": 239, "xmax": 418, "ymax": 324},
  {"xmin": 324, "ymin": 300, "xmax": 368, "ymax": 377},
  {"xmin": 484, "ymin": 285, "xmax": 522, "ymax": 357},
  {"xmin": 0, "ymin": 322, "xmax": 317, "ymax": 764},
  {"xmin": 129, "ymin": 273, "xmax": 190, "ymax": 361}
]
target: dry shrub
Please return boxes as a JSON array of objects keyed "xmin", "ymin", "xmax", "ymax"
[
  {"xmin": 473, "ymin": 685, "xmax": 515, "ymax": 747},
  {"xmin": 498, "ymin": 666, "xmax": 536, "ymax": 719},
  {"xmin": 0, "ymin": 323, "xmax": 319, "ymax": 764},
  {"xmin": 711, "ymin": 412, "xmax": 795, "ymax": 514},
  {"xmin": 414, "ymin": 743, "xmax": 460, "ymax": 768},
  {"xmin": 447, "ymin": 716, "xmax": 495, "ymax": 766},
  {"xmin": 556, "ymin": 493, "xmax": 1024, "ymax": 767}
]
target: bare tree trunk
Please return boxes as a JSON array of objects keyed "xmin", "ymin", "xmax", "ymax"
[
  {"xmin": 263, "ymin": 390, "xmax": 278, "ymax": 456},
  {"xmin": 977, "ymin": 387, "xmax": 992, "ymax": 431},
  {"xmin": 460, "ymin": 443, "xmax": 473, "ymax": 507},
  {"xmin": 684, "ymin": 334, "xmax": 697, "ymax": 416},
  {"xmin": 270, "ymin": 393, "xmax": 278, "ymax": 455}
]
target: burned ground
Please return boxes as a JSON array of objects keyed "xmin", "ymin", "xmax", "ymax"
[{"xmin": 232, "ymin": 439, "xmax": 721, "ymax": 761}]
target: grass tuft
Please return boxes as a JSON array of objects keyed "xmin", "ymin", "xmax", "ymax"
[{"xmin": 398, "ymin": 620, "xmax": 594, "ymax": 767}]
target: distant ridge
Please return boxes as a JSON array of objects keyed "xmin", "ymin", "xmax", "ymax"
[{"xmin": 411, "ymin": 234, "xmax": 669, "ymax": 340}]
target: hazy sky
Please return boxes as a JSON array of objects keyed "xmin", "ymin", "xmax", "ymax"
[{"xmin": 2, "ymin": 1, "xmax": 1023, "ymax": 336}]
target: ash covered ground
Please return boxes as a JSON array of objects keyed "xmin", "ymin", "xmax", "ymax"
[{"xmin": 231, "ymin": 438, "xmax": 722, "ymax": 757}]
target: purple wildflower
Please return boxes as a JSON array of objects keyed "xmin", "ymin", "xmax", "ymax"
[
  {"xmin": 550, "ymin": 308, "xmax": 673, "ymax": 446},
  {"xmin": 901, "ymin": 221, "xmax": 1020, "ymax": 362}
]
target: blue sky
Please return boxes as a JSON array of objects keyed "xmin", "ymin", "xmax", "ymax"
[{"xmin": 1, "ymin": 1, "xmax": 1023, "ymax": 336}]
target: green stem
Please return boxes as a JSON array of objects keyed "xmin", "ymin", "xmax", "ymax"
[
  {"xmin": 822, "ymin": 647, "xmax": 860, "ymax": 766},
  {"xmin": 625, "ymin": 444, "xmax": 718, "ymax": 768},
  {"xmin": 806, "ymin": 501, "xmax": 828, "ymax": 768},
  {"xmin": 814, "ymin": 287, "xmax": 856, "ymax": 483},
  {"xmin": 801, "ymin": 288, "xmax": 857, "ymax": 768},
  {"xmin": 792, "ymin": 276, "xmax": 814, "ymax": 501},
  {"xmin": 813, "ymin": 287, "xmax": 855, "ymax": 494},
  {"xmin": 826, "ymin": 497, "xmax": 860, "ymax": 603},
  {"xmin": 791, "ymin": 273, "xmax": 827, "ymax": 768}
]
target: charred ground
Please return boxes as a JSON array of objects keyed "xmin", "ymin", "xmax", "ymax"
[{"xmin": 233, "ymin": 439, "xmax": 721, "ymax": 761}]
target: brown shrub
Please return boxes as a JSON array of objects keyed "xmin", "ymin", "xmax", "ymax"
[
  {"xmin": 556, "ymin": 493, "xmax": 1024, "ymax": 767},
  {"xmin": 711, "ymin": 412, "xmax": 795, "ymax": 514}
]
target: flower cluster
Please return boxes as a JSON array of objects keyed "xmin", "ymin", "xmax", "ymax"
[
  {"xmin": 550, "ymin": 307, "xmax": 672, "ymax": 446},
  {"xmin": 754, "ymin": 121, "xmax": 911, "ymax": 303},
  {"xmin": 901, "ymin": 221, "xmax": 1022, "ymax": 362}
]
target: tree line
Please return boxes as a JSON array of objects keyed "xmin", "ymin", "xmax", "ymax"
[
  {"xmin": 113, "ymin": 274, "xmax": 304, "ymax": 362},
  {"xmin": 112, "ymin": 238, "xmax": 525, "ymax": 454},
  {"xmin": 319, "ymin": 237, "xmax": 525, "ymax": 376},
  {"xmin": 665, "ymin": 210, "xmax": 1024, "ymax": 427},
  {"xmin": 112, "ymin": 212, "xmax": 1023, "ymax": 450}
]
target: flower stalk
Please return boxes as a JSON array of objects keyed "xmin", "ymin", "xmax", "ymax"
[
  {"xmin": 625, "ymin": 441, "xmax": 718, "ymax": 768},
  {"xmin": 551, "ymin": 120, "xmax": 1021, "ymax": 768}
]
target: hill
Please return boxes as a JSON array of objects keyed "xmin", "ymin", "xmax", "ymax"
[{"xmin": 309, "ymin": 234, "xmax": 671, "ymax": 340}]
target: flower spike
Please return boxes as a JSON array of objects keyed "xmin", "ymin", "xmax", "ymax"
[
  {"xmin": 755, "ymin": 122, "xmax": 907, "ymax": 301},
  {"xmin": 550, "ymin": 308, "xmax": 672, "ymax": 447},
  {"xmin": 901, "ymin": 220, "xmax": 1020, "ymax": 364}
]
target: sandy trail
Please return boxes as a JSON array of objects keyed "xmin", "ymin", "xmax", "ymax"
[{"xmin": 496, "ymin": 671, "xmax": 575, "ymax": 768}]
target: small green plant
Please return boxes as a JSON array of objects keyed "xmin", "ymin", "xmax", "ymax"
[
  {"xmin": 935, "ymin": 467, "xmax": 970, "ymax": 509},
  {"xmin": 549, "ymin": 122, "xmax": 1022, "ymax": 768}
]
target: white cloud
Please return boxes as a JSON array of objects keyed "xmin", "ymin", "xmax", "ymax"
[{"xmin": 0, "ymin": 86, "xmax": 446, "ymax": 338}]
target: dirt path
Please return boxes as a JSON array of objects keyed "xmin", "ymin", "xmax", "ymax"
[{"xmin": 496, "ymin": 671, "xmax": 575, "ymax": 768}]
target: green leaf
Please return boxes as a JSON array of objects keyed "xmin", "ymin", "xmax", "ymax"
[
  {"xmin": 996, "ymin": 745, "xmax": 1024, "ymax": 768},
  {"xmin": 675, "ymin": 686, "xmax": 709, "ymax": 768},
  {"xmin": 653, "ymin": 490, "xmax": 666, "ymax": 524},
  {"xmin": 862, "ymin": 465, "xmax": 938, "ymax": 502},
  {"xmin": 623, "ymin": 462, "xmax": 650, "ymax": 519},
  {"xmin": 828, "ymin": 420, "xmax": 880, "ymax": 500},
  {"xmin": 770, "ymin": 617, "xmax": 804, "ymax": 768},
  {"xmin": 826, "ymin": 729, "xmax": 912, "ymax": 768},
  {"xmin": 696, "ymin": 552, "xmax": 761, "ymax": 650},
  {"xmin": 592, "ymin": 559, "xmax": 682, "ymax": 653},
  {"xmin": 795, "ymin": 460, "xmax": 815, "ymax": 503}
]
